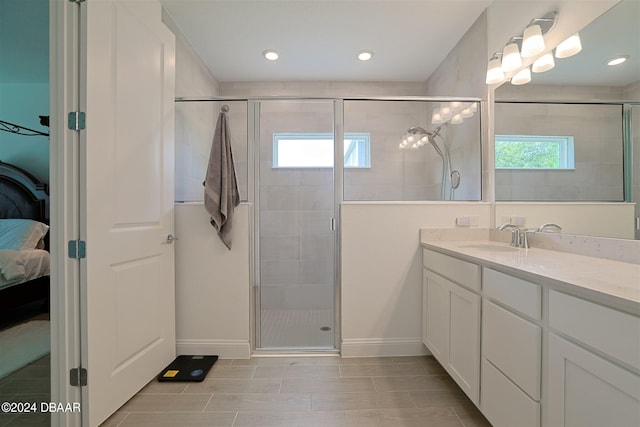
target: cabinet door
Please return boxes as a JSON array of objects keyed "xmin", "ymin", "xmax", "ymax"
[
  {"xmin": 424, "ymin": 271, "xmax": 448, "ymax": 364},
  {"xmin": 448, "ymin": 281, "xmax": 481, "ymax": 404},
  {"xmin": 547, "ymin": 333, "xmax": 640, "ymax": 427}
]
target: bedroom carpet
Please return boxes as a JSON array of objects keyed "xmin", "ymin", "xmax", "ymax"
[{"xmin": 0, "ymin": 320, "xmax": 50, "ymax": 379}]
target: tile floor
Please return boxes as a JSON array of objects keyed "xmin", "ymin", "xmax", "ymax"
[
  {"xmin": 0, "ymin": 355, "xmax": 51, "ymax": 427},
  {"xmin": 101, "ymin": 355, "xmax": 492, "ymax": 427}
]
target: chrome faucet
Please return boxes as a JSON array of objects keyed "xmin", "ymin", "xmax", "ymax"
[
  {"xmin": 537, "ymin": 223, "xmax": 562, "ymax": 233},
  {"xmin": 498, "ymin": 223, "xmax": 521, "ymax": 247}
]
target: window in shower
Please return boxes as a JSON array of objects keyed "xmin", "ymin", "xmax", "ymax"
[
  {"xmin": 495, "ymin": 135, "xmax": 575, "ymax": 169},
  {"xmin": 272, "ymin": 132, "xmax": 370, "ymax": 168}
]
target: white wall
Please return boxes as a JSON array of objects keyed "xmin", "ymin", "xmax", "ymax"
[
  {"xmin": 175, "ymin": 203, "xmax": 251, "ymax": 358},
  {"xmin": 341, "ymin": 202, "xmax": 491, "ymax": 357},
  {"xmin": 165, "ymin": 11, "xmax": 253, "ymax": 358}
]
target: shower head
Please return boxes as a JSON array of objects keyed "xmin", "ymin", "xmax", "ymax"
[{"xmin": 399, "ymin": 126, "xmax": 444, "ymax": 157}]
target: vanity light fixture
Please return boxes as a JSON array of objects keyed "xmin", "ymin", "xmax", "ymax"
[
  {"xmin": 532, "ymin": 52, "xmax": 555, "ymax": 73},
  {"xmin": 485, "ymin": 11, "xmax": 557, "ymax": 85},
  {"xmin": 357, "ymin": 50, "xmax": 373, "ymax": 61},
  {"xmin": 502, "ymin": 41, "xmax": 523, "ymax": 72},
  {"xmin": 486, "ymin": 53, "xmax": 505, "ymax": 84},
  {"xmin": 555, "ymin": 33, "xmax": 582, "ymax": 58},
  {"xmin": 607, "ymin": 55, "xmax": 630, "ymax": 66},
  {"xmin": 511, "ymin": 66, "xmax": 532, "ymax": 85},
  {"xmin": 263, "ymin": 49, "xmax": 280, "ymax": 61}
]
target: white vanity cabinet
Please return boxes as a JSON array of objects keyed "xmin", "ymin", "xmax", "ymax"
[
  {"xmin": 547, "ymin": 290, "xmax": 640, "ymax": 427},
  {"xmin": 422, "ymin": 243, "xmax": 640, "ymax": 427},
  {"xmin": 481, "ymin": 269, "xmax": 542, "ymax": 427},
  {"xmin": 422, "ymin": 249, "xmax": 481, "ymax": 405}
]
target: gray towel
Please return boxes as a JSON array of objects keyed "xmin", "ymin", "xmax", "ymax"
[{"xmin": 204, "ymin": 111, "xmax": 240, "ymax": 249}]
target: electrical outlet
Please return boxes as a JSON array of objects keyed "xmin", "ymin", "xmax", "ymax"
[
  {"xmin": 512, "ymin": 216, "xmax": 526, "ymax": 226},
  {"xmin": 456, "ymin": 216, "xmax": 479, "ymax": 226}
]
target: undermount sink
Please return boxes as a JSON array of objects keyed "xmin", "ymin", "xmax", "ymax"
[{"xmin": 459, "ymin": 243, "xmax": 520, "ymax": 252}]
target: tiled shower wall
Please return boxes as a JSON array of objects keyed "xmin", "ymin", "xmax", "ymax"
[{"xmin": 258, "ymin": 101, "xmax": 335, "ymax": 311}]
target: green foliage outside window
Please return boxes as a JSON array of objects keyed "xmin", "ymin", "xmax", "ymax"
[
  {"xmin": 495, "ymin": 140, "xmax": 560, "ymax": 168},
  {"xmin": 495, "ymin": 135, "xmax": 574, "ymax": 169}
]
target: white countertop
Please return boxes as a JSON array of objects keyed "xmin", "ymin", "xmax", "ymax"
[{"xmin": 421, "ymin": 240, "xmax": 640, "ymax": 309}]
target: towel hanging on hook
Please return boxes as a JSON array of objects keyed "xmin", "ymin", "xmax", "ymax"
[{"xmin": 203, "ymin": 106, "xmax": 239, "ymax": 249}]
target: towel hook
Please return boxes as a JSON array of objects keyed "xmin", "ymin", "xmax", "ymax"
[{"xmin": 221, "ymin": 105, "xmax": 229, "ymax": 113}]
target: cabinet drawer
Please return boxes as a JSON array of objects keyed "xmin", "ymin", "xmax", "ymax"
[
  {"xmin": 423, "ymin": 249, "xmax": 480, "ymax": 291},
  {"xmin": 483, "ymin": 268, "xmax": 541, "ymax": 320},
  {"xmin": 481, "ymin": 358, "xmax": 540, "ymax": 427},
  {"xmin": 483, "ymin": 300, "xmax": 541, "ymax": 400},
  {"xmin": 549, "ymin": 290, "xmax": 640, "ymax": 370}
]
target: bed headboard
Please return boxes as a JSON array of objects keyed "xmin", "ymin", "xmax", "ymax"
[{"xmin": 0, "ymin": 161, "xmax": 49, "ymax": 224}]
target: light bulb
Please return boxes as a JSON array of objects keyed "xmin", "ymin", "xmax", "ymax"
[
  {"xmin": 511, "ymin": 67, "xmax": 531, "ymax": 85},
  {"xmin": 440, "ymin": 103, "xmax": 452, "ymax": 120},
  {"xmin": 522, "ymin": 24, "xmax": 545, "ymax": 58},
  {"xmin": 532, "ymin": 53, "xmax": 555, "ymax": 73},
  {"xmin": 607, "ymin": 55, "xmax": 630, "ymax": 66},
  {"xmin": 263, "ymin": 50, "xmax": 279, "ymax": 61},
  {"xmin": 501, "ymin": 42, "xmax": 522, "ymax": 72},
  {"xmin": 486, "ymin": 57, "xmax": 505, "ymax": 84},
  {"xmin": 451, "ymin": 114, "xmax": 463, "ymax": 124},
  {"xmin": 461, "ymin": 107, "xmax": 473, "ymax": 118},
  {"xmin": 450, "ymin": 101, "xmax": 463, "ymax": 111},
  {"xmin": 555, "ymin": 33, "xmax": 582, "ymax": 58},
  {"xmin": 431, "ymin": 108, "xmax": 443, "ymax": 124}
]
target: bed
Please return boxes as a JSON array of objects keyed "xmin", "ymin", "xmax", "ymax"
[{"xmin": 0, "ymin": 161, "xmax": 50, "ymax": 312}]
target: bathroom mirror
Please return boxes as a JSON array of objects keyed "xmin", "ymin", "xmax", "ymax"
[{"xmin": 493, "ymin": 0, "xmax": 639, "ymax": 239}]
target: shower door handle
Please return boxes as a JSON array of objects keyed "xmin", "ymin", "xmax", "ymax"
[{"xmin": 330, "ymin": 218, "xmax": 335, "ymax": 231}]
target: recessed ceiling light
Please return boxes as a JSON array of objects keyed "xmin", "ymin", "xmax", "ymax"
[
  {"xmin": 607, "ymin": 55, "xmax": 630, "ymax": 66},
  {"xmin": 263, "ymin": 50, "xmax": 279, "ymax": 61},
  {"xmin": 357, "ymin": 50, "xmax": 373, "ymax": 61}
]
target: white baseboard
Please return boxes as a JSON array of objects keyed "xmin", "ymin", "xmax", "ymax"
[
  {"xmin": 176, "ymin": 339, "xmax": 251, "ymax": 359},
  {"xmin": 340, "ymin": 338, "xmax": 429, "ymax": 358}
]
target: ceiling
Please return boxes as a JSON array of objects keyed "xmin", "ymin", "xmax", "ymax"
[
  {"xmin": 529, "ymin": 0, "xmax": 639, "ymax": 87},
  {"xmin": 0, "ymin": 0, "xmax": 636, "ymax": 88},
  {"xmin": 160, "ymin": 0, "xmax": 493, "ymax": 82}
]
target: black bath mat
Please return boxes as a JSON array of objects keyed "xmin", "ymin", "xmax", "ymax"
[{"xmin": 157, "ymin": 355, "xmax": 218, "ymax": 382}]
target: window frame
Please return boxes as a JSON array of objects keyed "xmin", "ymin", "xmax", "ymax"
[{"xmin": 495, "ymin": 134, "xmax": 575, "ymax": 170}]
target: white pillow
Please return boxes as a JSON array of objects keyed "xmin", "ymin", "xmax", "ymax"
[{"xmin": 0, "ymin": 219, "xmax": 49, "ymax": 250}]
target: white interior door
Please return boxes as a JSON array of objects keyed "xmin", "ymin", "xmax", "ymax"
[{"xmin": 81, "ymin": 1, "xmax": 176, "ymax": 425}]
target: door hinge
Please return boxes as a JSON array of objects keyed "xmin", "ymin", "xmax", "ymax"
[
  {"xmin": 67, "ymin": 112, "xmax": 86, "ymax": 131},
  {"xmin": 68, "ymin": 240, "xmax": 86, "ymax": 259},
  {"xmin": 69, "ymin": 367, "xmax": 87, "ymax": 387}
]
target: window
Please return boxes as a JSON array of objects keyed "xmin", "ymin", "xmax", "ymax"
[
  {"xmin": 273, "ymin": 133, "xmax": 370, "ymax": 168},
  {"xmin": 495, "ymin": 135, "xmax": 575, "ymax": 169}
]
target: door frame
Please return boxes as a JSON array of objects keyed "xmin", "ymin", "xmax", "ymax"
[{"xmin": 50, "ymin": 0, "xmax": 83, "ymax": 426}]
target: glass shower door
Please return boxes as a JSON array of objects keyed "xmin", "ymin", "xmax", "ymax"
[{"xmin": 256, "ymin": 100, "xmax": 336, "ymax": 349}]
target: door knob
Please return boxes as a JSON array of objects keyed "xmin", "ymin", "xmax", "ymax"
[{"xmin": 165, "ymin": 234, "xmax": 178, "ymax": 244}]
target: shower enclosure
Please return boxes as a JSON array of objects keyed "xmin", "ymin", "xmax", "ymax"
[
  {"xmin": 174, "ymin": 97, "xmax": 482, "ymax": 352},
  {"xmin": 256, "ymin": 100, "xmax": 337, "ymax": 349}
]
